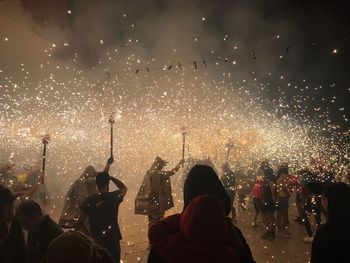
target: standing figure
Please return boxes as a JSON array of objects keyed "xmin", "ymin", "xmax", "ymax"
[
  {"xmin": 258, "ymin": 160, "xmax": 277, "ymax": 240},
  {"xmin": 299, "ymin": 169, "xmax": 322, "ymax": 243},
  {"xmin": 311, "ymin": 183, "xmax": 350, "ymax": 263},
  {"xmin": 251, "ymin": 176, "xmax": 263, "ymax": 227},
  {"xmin": 59, "ymin": 165, "xmax": 97, "ymax": 228},
  {"xmin": 77, "ymin": 157, "xmax": 127, "ymax": 263},
  {"xmin": 220, "ymin": 162, "xmax": 237, "ymax": 222},
  {"xmin": 16, "ymin": 200, "xmax": 63, "ymax": 263},
  {"xmin": 276, "ymin": 165, "xmax": 292, "ymax": 237},
  {"xmin": 135, "ymin": 156, "xmax": 184, "ymax": 226},
  {"xmin": 59, "ymin": 159, "xmax": 112, "ymax": 229}
]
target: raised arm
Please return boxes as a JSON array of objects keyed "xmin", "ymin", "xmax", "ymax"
[
  {"xmin": 109, "ymin": 176, "xmax": 128, "ymax": 196},
  {"xmin": 168, "ymin": 159, "xmax": 185, "ymax": 176},
  {"xmin": 15, "ymin": 171, "xmax": 45, "ymax": 200},
  {"xmin": 103, "ymin": 156, "xmax": 114, "ymax": 173}
]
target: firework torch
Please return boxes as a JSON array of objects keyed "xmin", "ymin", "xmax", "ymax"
[
  {"xmin": 225, "ymin": 139, "xmax": 234, "ymax": 161},
  {"xmin": 108, "ymin": 112, "xmax": 116, "ymax": 157},
  {"xmin": 41, "ymin": 134, "xmax": 50, "ymax": 184},
  {"xmin": 181, "ymin": 127, "xmax": 187, "ymax": 160}
]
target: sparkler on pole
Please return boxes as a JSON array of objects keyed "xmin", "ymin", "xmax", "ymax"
[
  {"xmin": 41, "ymin": 134, "xmax": 50, "ymax": 184},
  {"xmin": 181, "ymin": 126, "xmax": 187, "ymax": 160},
  {"xmin": 108, "ymin": 112, "xmax": 116, "ymax": 157},
  {"xmin": 225, "ymin": 138, "xmax": 234, "ymax": 161}
]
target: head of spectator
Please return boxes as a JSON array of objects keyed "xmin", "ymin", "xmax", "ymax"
[
  {"xmin": 184, "ymin": 165, "xmax": 231, "ymax": 215},
  {"xmin": 43, "ymin": 231, "xmax": 114, "ymax": 263},
  {"xmin": 95, "ymin": 172, "xmax": 110, "ymax": 193},
  {"xmin": 0, "ymin": 185, "xmax": 15, "ymax": 223},
  {"xmin": 16, "ymin": 200, "xmax": 42, "ymax": 232}
]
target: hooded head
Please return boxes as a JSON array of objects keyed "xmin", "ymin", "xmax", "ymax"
[
  {"xmin": 277, "ymin": 164, "xmax": 289, "ymax": 180},
  {"xmin": 180, "ymin": 195, "xmax": 227, "ymax": 247},
  {"xmin": 183, "ymin": 165, "xmax": 231, "ymax": 215},
  {"xmin": 80, "ymin": 166, "xmax": 97, "ymax": 179},
  {"xmin": 149, "ymin": 156, "xmax": 168, "ymax": 171}
]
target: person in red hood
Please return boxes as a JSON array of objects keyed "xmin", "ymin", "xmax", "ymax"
[{"xmin": 149, "ymin": 194, "xmax": 240, "ymax": 263}]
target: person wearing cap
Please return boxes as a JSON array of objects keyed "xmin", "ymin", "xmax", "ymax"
[{"xmin": 135, "ymin": 156, "xmax": 184, "ymax": 226}]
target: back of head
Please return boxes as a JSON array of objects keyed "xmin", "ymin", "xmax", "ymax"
[
  {"xmin": 16, "ymin": 200, "xmax": 42, "ymax": 219},
  {"xmin": 16, "ymin": 200, "xmax": 42, "ymax": 231},
  {"xmin": 323, "ymin": 182, "xmax": 350, "ymax": 224},
  {"xmin": 184, "ymin": 165, "xmax": 231, "ymax": 215},
  {"xmin": 277, "ymin": 165, "xmax": 289, "ymax": 179},
  {"xmin": 0, "ymin": 185, "xmax": 15, "ymax": 208},
  {"xmin": 45, "ymin": 231, "xmax": 114, "ymax": 263},
  {"xmin": 180, "ymin": 195, "xmax": 227, "ymax": 247},
  {"xmin": 95, "ymin": 172, "xmax": 109, "ymax": 189}
]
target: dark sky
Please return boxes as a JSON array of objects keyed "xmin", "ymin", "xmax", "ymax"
[{"xmin": 14, "ymin": 0, "xmax": 350, "ymax": 128}]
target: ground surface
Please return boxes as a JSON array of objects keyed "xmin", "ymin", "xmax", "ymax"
[{"xmin": 50, "ymin": 190, "xmax": 318, "ymax": 263}]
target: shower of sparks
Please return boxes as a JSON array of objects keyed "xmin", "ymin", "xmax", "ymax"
[{"xmin": 0, "ymin": 30, "xmax": 349, "ymax": 201}]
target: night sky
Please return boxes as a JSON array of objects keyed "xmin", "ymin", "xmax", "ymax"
[{"xmin": 14, "ymin": 0, "xmax": 350, "ymax": 129}]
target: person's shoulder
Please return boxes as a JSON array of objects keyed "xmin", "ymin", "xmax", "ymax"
[
  {"xmin": 108, "ymin": 190, "xmax": 125, "ymax": 202},
  {"xmin": 109, "ymin": 190, "xmax": 124, "ymax": 197},
  {"xmin": 82, "ymin": 193, "xmax": 100, "ymax": 205},
  {"xmin": 41, "ymin": 215, "xmax": 63, "ymax": 235}
]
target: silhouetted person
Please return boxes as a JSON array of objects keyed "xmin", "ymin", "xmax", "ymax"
[
  {"xmin": 149, "ymin": 195, "xmax": 240, "ymax": 263},
  {"xmin": 258, "ymin": 160, "xmax": 276, "ymax": 240},
  {"xmin": 299, "ymin": 169, "xmax": 322, "ymax": 243},
  {"xmin": 0, "ymin": 185, "xmax": 26, "ymax": 263},
  {"xmin": 148, "ymin": 165, "xmax": 255, "ymax": 263},
  {"xmin": 276, "ymin": 165, "xmax": 292, "ymax": 237},
  {"xmin": 0, "ymin": 185, "xmax": 15, "ymax": 240},
  {"xmin": 59, "ymin": 165, "xmax": 98, "ymax": 228},
  {"xmin": 16, "ymin": 200, "xmax": 63, "ymax": 263},
  {"xmin": 251, "ymin": 176, "xmax": 263, "ymax": 227},
  {"xmin": 77, "ymin": 157, "xmax": 127, "ymax": 263},
  {"xmin": 42, "ymin": 230, "xmax": 114, "ymax": 263},
  {"xmin": 311, "ymin": 183, "xmax": 350, "ymax": 263},
  {"xmin": 135, "ymin": 156, "xmax": 184, "ymax": 226}
]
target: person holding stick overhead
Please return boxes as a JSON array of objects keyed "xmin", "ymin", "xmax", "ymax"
[
  {"xmin": 135, "ymin": 157, "xmax": 185, "ymax": 227},
  {"xmin": 59, "ymin": 160, "xmax": 112, "ymax": 229},
  {"xmin": 61, "ymin": 113, "xmax": 116, "ymax": 229},
  {"xmin": 76, "ymin": 156, "xmax": 127, "ymax": 263}
]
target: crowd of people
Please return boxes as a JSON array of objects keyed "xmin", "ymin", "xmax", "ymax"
[{"xmin": 0, "ymin": 154, "xmax": 349, "ymax": 263}]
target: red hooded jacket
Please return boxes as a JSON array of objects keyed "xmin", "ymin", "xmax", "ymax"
[{"xmin": 149, "ymin": 195, "xmax": 240, "ymax": 263}]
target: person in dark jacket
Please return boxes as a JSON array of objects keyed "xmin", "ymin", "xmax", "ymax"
[
  {"xmin": 311, "ymin": 182, "xmax": 350, "ymax": 263},
  {"xmin": 16, "ymin": 200, "xmax": 63, "ymax": 263},
  {"xmin": 77, "ymin": 166, "xmax": 127, "ymax": 263},
  {"xmin": 149, "ymin": 195, "xmax": 240, "ymax": 263},
  {"xmin": 148, "ymin": 164, "xmax": 255, "ymax": 263},
  {"xmin": 258, "ymin": 161, "xmax": 276, "ymax": 240}
]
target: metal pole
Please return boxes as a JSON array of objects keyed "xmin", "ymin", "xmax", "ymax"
[
  {"xmin": 110, "ymin": 122, "xmax": 114, "ymax": 157},
  {"xmin": 182, "ymin": 132, "xmax": 186, "ymax": 159}
]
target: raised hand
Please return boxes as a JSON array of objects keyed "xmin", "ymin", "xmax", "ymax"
[{"xmin": 107, "ymin": 156, "xmax": 114, "ymax": 165}]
